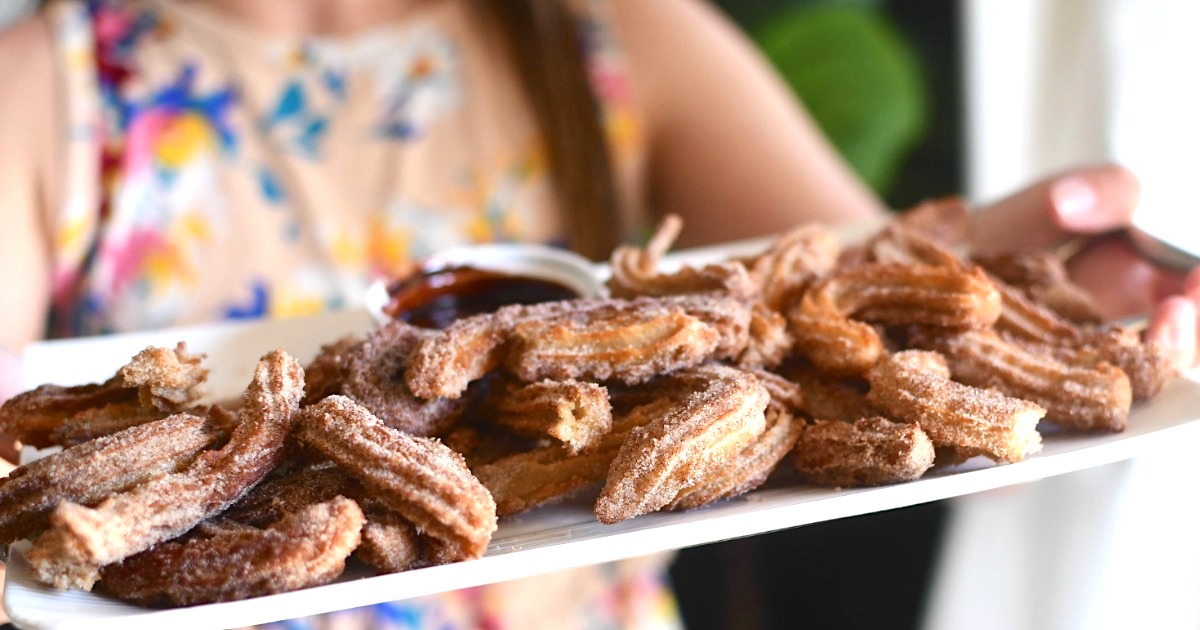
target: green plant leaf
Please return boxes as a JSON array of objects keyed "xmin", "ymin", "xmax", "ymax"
[{"xmin": 756, "ymin": 2, "xmax": 928, "ymax": 194}]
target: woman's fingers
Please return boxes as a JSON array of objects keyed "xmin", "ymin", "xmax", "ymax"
[
  {"xmin": 1048, "ymin": 165, "xmax": 1140, "ymax": 232},
  {"xmin": 970, "ymin": 163, "xmax": 1141, "ymax": 256},
  {"xmin": 1145, "ymin": 296, "xmax": 1200, "ymax": 371},
  {"xmin": 1070, "ymin": 244, "xmax": 1200, "ymax": 370},
  {"xmin": 1066, "ymin": 237, "xmax": 1170, "ymax": 320}
]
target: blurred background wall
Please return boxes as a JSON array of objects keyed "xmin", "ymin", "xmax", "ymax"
[{"xmin": 961, "ymin": 0, "xmax": 1198, "ymax": 255}]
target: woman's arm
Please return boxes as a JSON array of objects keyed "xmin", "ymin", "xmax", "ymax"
[
  {"xmin": 612, "ymin": 0, "xmax": 885, "ymax": 248},
  {"xmin": 0, "ymin": 15, "xmax": 58, "ymax": 463},
  {"xmin": 0, "ymin": 15, "xmax": 57, "ymax": 355}
]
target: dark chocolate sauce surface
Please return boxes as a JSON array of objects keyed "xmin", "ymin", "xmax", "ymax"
[{"xmin": 384, "ymin": 266, "xmax": 578, "ymax": 329}]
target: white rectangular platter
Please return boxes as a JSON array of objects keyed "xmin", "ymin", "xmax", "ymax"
[{"xmin": 6, "ymin": 234, "xmax": 1200, "ymax": 629}]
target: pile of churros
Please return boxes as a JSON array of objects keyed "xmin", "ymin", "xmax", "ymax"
[{"xmin": 0, "ymin": 200, "xmax": 1176, "ymax": 607}]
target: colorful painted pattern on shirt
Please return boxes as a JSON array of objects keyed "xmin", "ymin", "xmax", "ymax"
[{"xmin": 46, "ymin": 0, "xmax": 564, "ymax": 336}]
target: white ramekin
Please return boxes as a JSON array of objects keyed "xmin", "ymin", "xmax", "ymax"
[{"xmin": 364, "ymin": 243, "xmax": 603, "ymax": 325}]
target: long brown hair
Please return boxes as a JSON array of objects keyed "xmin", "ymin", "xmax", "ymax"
[{"xmin": 469, "ymin": 1, "xmax": 621, "ymax": 261}]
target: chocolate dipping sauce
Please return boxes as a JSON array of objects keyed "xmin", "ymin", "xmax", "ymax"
[{"xmin": 383, "ymin": 266, "xmax": 579, "ymax": 329}]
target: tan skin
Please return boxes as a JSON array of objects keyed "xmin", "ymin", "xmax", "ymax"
[{"xmin": 1, "ymin": 0, "xmax": 1198, "ymax": 468}]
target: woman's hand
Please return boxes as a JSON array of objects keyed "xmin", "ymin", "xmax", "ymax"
[{"xmin": 970, "ymin": 163, "xmax": 1200, "ymax": 369}]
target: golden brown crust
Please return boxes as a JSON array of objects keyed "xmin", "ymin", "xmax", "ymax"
[
  {"xmin": 669, "ymin": 406, "xmax": 804, "ymax": 510},
  {"xmin": 26, "ymin": 349, "xmax": 304, "ymax": 591},
  {"xmin": 910, "ymin": 328, "xmax": 1132, "ymax": 432},
  {"xmin": 789, "ymin": 302, "xmax": 884, "ymax": 377},
  {"xmin": 657, "ymin": 294, "xmax": 753, "ymax": 360},
  {"xmin": 0, "ymin": 413, "xmax": 220, "ymax": 545},
  {"xmin": 791, "ymin": 417, "xmax": 935, "ymax": 487},
  {"xmin": 405, "ymin": 296, "xmax": 750, "ymax": 399},
  {"xmin": 1057, "ymin": 328, "xmax": 1176, "ymax": 402},
  {"xmin": 223, "ymin": 463, "xmax": 361, "ymax": 528},
  {"xmin": 990, "ymin": 276, "xmax": 1083, "ymax": 344},
  {"xmin": 494, "ymin": 379, "xmax": 612, "ymax": 454},
  {"xmin": 302, "ymin": 335, "xmax": 361, "ymax": 406},
  {"xmin": 863, "ymin": 223, "xmax": 964, "ymax": 268},
  {"xmin": 507, "ymin": 303, "xmax": 720, "ymax": 385},
  {"xmin": 610, "ymin": 261, "xmax": 758, "ymax": 303},
  {"xmin": 865, "ymin": 351, "xmax": 1044, "ymax": 464},
  {"xmin": 356, "ymin": 505, "xmax": 423, "ymax": 574},
  {"xmin": 0, "ymin": 343, "xmax": 207, "ymax": 448},
  {"xmin": 747, "ymin": 223, "xmax": 842, "ymax": 313},
  {"xmin": 736, "ymin": 303, "xmax": 793, "ymax": 369},
  {"xmin": 973, "ymin": 251, "xmax": 1103, "ymax": 324},
  {"xmin": 789, "ymin": 263, "xmax": 1001, "ymax": 376},
  {"xmin": 41, "ymin": 405, "xmax": 170, "ymax": 447},
  {"xmin": 294, "ymin": 396, "xmax": 497, "ymax": 561},
  {"xmin": 986, "ymin": 275, "xmax": 1172, "ymax": 400},
  {"xmin": 341, "ymin": 320, "xmax": 468, "ymax": 436},
  {"xmin": 403, "ymin": 302, "xmax": 525, "ymax": 399},
  {"xmin": 606, "ymin": 214, "xmax": 759, "ymax": 301},
  {"xmin": 777, "ymin": 361, "xmax": 878, "ymax": 423},
  {"xmin": 473, "ymin": 398, "xmax": 669, "ymax": 517},
  {"xmin": 738, "ymin": 366, "xmax": 806, "ymax": 414},
  {"xmin": 829, "ymin": 264, "xmax": 1001, "ymax": 328},
  {"xmin": 594, "ymin": 365, "xmax": 769, "ymax": 524},
  {"xmin": 98, "ymin": 496, "xmax": 364, "ymax": 606},
  {"xmin": 119, "ymin": 343, "xmax": 209, "ymax": 409}
]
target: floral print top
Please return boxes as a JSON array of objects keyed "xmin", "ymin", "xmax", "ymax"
[
  {"xmin": 40, "ymin": 2, "xmax": 673, "ymax": 629},
  {"xmin": 44, "ymin": 0, "xmax": 646, "ymax": 337}
]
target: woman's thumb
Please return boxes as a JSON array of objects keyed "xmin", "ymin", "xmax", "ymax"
[
  {"xmin": 971, "ymin": 163, "xmax": 1140, "ymax": 256},
  {"xmin": 1048, "ymin": 165, "xmax": 1140, "ymax": 232}
]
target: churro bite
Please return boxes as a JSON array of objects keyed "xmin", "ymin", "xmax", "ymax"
[
  {"xmin": 865, "ymin": 350, "xmax": 1045, "ymax": 464},
  {"xmin": 792, "ymin": 417, "xmax": 935, "ymax": 487}
]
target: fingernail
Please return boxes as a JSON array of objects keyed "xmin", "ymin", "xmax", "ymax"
[{"xmin": 1051, "ymin": 178, "xmax": 1099, "ymax": 228}]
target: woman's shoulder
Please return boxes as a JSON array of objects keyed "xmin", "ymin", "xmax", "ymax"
[
  {"xmin": 0, "ymin": 13, "xmax": 58, "ymax": 352},
  {"xmin": 0, "ymin": 13, "xmax": 56, "ymax": 120}
]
